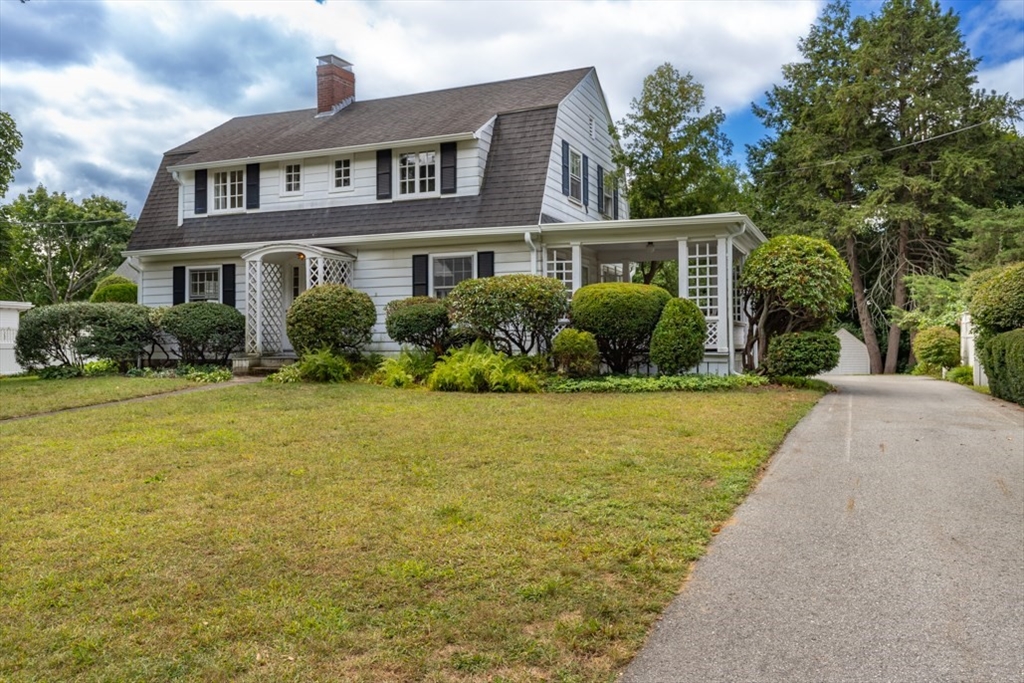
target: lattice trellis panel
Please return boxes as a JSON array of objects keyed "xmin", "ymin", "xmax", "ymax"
[
  {"xmin": 260, "ymin": 262, "xmax": 284, "ymax": 354},
  {"xmin": 246, "ymin": 260, "xmax": 261, "ymax": 354},
  {"xmin": 307, "ymin": 257, "xmax": 323, "ymax": 289},
  {"xmin": 705, "ymin": 319, "xmax": 720, "ymax": 350},
  {"xmin": 323, "ymin": 257, "xmax": 352, "ymax": 286}
]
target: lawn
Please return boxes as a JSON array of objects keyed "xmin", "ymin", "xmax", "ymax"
[
  {"xmin": 0, "ymin": 382, "xmax": 821, "ymax": 682},
  {"xmin": 0, "ymin": 375, "xmax": 197, "ymax": 420}
]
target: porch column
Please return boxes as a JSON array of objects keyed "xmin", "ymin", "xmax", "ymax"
[
  {"xmin": 724, "ymin": 237, "xmax": 735, "ymax": 373},
  {"xmin": 677, "ymin": 238, "xmax": 689, "ymax": 299},
  {"xmin": 571, "ymin": 243, "xmax": 582, "ymax": 293},
  {"xmin": 716, "ymin": 237, "xmax": 729, "ymax": 353},
  {"xmin": 620, "ymin": 260, "xmax": 630, "ymax": 283}
]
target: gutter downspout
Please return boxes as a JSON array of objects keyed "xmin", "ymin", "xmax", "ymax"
[
  {"xmin": 726, "ymin": 222, "xmax": 748, "ymax": 375},
  {"xmin": 171, "ymin": 171, "xmax": 185, "ymax": 227},
  {"xmin": 525, "ymin": 230, "xmax": 540, "ymax": 275}
]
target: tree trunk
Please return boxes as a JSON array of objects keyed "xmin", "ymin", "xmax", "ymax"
[
  {"xmin": 884, "ymin": 220, "xmax": 910, "ymax": 374},
  {"xmin": 846, "ymin": 235, "xmax": 883, "ymax": 374}
]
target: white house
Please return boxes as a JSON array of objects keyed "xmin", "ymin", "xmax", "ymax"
[{"xmin": 124, "ymin": 56, "xmax": 765, "ymax": 374}]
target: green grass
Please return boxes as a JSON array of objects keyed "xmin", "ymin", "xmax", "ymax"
[
  {"xmin": 0, "ymin": 382, "xmax": 822, "ymax": 682},
  {"xmin": 0, "ymin": 375, "xmax": 196, "ymax": 419}
]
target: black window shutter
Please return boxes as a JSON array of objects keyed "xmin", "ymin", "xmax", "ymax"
[
  {"xmin": 613, "ymin": 187, "xmax": 620, "ymax": 220},
  {"xmin": 561, "ymin": 140, "xmax": 570, "ymax": 195},
  {"xmin": 172, "ymin": 266, "xmax": 186, "ymax": 304},
  {"xmin": 222, "ymin": 264, "xmax": 236, "ymax": 307},
  {"xmin": 245, "ymin": 164, "xmax": 260, "ymax": 210},
  {"xmin": 194, "ymin": 169, "xmax": 207, "ymax": 214},
  {"xmin": 440, "ymin": 142, "xmax": 457, "ymax": 195},
  {"xmin": 582, "ymin": 155, "xmax": 589, "ymax": 207},
  {"xmin": 597, "ymin": 164, "xmax": 605, "ymax": 212},
  {"xmin": 377, "ymin": 149, "xmax": 392, "ymax": 200},
  {"xmin": 477, "ymin": 251, "xmax": 494, "ymax": 278},
  {"xmin": 412, "ymin": 254, "xmax": 428, "ymax": 296}
]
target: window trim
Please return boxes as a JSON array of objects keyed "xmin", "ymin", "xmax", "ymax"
[
  {"xmin": 395, "ymin": 146, "xmax": 440, "ymax": 199},
  {"xmin": 209, "ymin": 168, "xmax": 246, "ymax": 214},
  {"xmin": 429, "ymin": 251, "xmax": 476, "ymax": 298},
  {"xmin": 329, "ymin": 156, "xmax": 354, "ymax": 193},
  {"xmin": 186, "ymin": 265, "xmax": 222, "ymax": 303},
  {"xmin": 281, "ymin": 162, "xmax": 304, "ymax": 196},
  {"xmin": 568, "ymin": 146, "xmax": 583, "ymax": 204}
]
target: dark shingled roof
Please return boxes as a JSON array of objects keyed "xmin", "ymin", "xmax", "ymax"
[
  {"xmin": 128, "ymin": 107, "xmax": 559, "ymax": 251},
  {"xmin": 166, "ymin": 67, "xmax": 592, "ymax": 165}
]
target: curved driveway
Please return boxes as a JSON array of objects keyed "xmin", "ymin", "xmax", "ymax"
[{"xmin": 622, "ymin": 376, "xmax": 1024, "ymax": 683}]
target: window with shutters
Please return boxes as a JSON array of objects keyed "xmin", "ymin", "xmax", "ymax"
[
  {"xmin": 432, "ymin": 254, "xmax": 473, "ymax": 298},
  {"xmin": 602, "ymin": 171, "xmax": 615, "ymax": 217},
  {"xmin": 282, "ymin": 163, "xmax": 302, "ymax": 194},
  {"xmin": 331, "ymin": 157, "xmax": 352, "ymax": 192},
  {"xmin": 568, "ymin": 147, "xmax": 582, "ymax": 203},
  {"xmin": 212, "ymin": 169, "xmax": 244, "ymax": 211},
  {"xmin": 188, "ymin": 267, "xmax": 220, "ymax": 303},
  {"xmin": 398, "ymin": 150, "xmax": 437, "ymax": 196}
]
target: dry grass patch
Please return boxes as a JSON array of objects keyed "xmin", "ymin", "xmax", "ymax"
[
  {"xmin": 0, "ymin": 375, "xmax": 195, "ymax": 419},
  {"xmin": 0, "ymin": 382, "xmax": 821, "ymax": 682}
]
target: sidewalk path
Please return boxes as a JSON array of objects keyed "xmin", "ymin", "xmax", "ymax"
[{"xmin": 621, "ymin": 376, "xmax": 1024, "ymax": 683}]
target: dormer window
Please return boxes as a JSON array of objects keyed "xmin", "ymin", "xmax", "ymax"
[
  {"xmin": 283, "ymin": 163, "xmax": 302, "ymax": 194},
  {"xmin": 213, "ymin": 169, "xmax": 244, "ymax": 211},
  {"xmin": 399, "ymin": 150, "xmax": 437, "ymax": 196}
]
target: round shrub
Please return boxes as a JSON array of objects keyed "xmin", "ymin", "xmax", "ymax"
[
  {"xmin": 15, "ymin": 302, "xmax": 93, "ymax": 369},
  {"xmin": 650, "ymin": 298, "xmax": 707, "ymax": 375},
  {"xmin": 286, "ymin": 284, "xmax": 376, "ymax": 355},
  {"xmin": 981, "ymin": 329, "xmax": 1024, "ymax": 406},
  {"xmin": 446, "ymin": 274, "xmax": 569, "ymax": 355},
  {"xmin": 968, "ymin": 262, "xmax": 1024, "ymax": 343},
  {"xmin": 384, "ymin": 296, "xmax": 451, "ymax": 354},
  {"xmin": 763, "ymin": 331, "xmax": 841, "ymax": 378},
  {"xmin": 912, "ymin": 326, "xmax": 960, "ymax": 370},
  {"xmin": 551, "ymin": 328, "xmax": 600, "ymax": 378},
  {"xmin": 570, "ymin": 282, "xmax": 671, "ymax": 374},
  {"xmin": 89, "ymin": 282, "xmax": 138, "ymax": 303},
  {"xmin": 161, "ymin": 302, "xmax": 245, "ymax": 365},
  {"xmin": 93, "ymin": 273, "xmax": 133, "ymax": 291},
  {"xmin": 77, "ymin": 303, "xmax": 156, "ymax": 372}
]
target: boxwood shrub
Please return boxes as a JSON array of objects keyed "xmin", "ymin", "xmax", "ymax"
[
  {"xmin": 551, "ymin": 328, "xmax": 599, "ymax": 378},
  {"xmin": 650, "ymin": 297, "xmax": 707, "ymax": 375},
  {"xmin": 912, "ymin": 326, "xmax": 960, "ymax": 370},
  {"xmin": 15, "ymin": 302, "xmax": 93, "ymax": 369},
  {"xmin": 763, "ymin": 331, "xmax": 841, "ymax": 378},
  {"xmin": 161, "ymin": 302, "xmax": 245, "ymax": 365},
  {"xmin": 446, "ymin": 274, "xmax": 569, "ymax": 355},
  {"xmin": 384, "ymin": 296, "xmax": 451, "ymax": 354},
  {"xmin": 77, "ymin": 303, "xmax": 156, "ymax": 372},
  {"xmin": 968, "ymin": 262, "xmax": 1024, "ymax": 345},
  {"xmin": 570, "ymin": 282, "xmax": 671, "ymax": 373},
  {"xmin": 981, "ymin": 329, "xmax": 1024, "ymax": 406},
  {"xmin": 286, "ymin": 284, "xmax": 376, "ymax": 355},
  {"xmin": 89, "ymin": 282, "xmax": 138, "ymax": 303}
]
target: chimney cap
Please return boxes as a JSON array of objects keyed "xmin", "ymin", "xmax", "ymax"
[{"xmin": 317, "ymin": 55, "xmax": 353, "ymax": 71}]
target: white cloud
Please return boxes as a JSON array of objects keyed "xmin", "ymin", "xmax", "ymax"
[{"xmin": 977, "ymin": 57, "xmax": 1024, "ymax": 100}]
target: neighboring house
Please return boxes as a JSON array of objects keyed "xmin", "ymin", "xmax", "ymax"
[
  {"xmin": 125, "ymin": 55, "xmax": 765, "ymax": 374},
  {"xmin": 822, "ymin": 329, "xmax": 871, "ymax": 375}
]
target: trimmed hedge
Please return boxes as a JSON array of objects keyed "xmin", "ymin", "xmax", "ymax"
[
  {"xmin": 286, "ymin": 284, "xmax": 376, "ymax": 355},
  {"xmin": 384, "ymin": 296, "xmax": 451, "ymax": 355},
  {"xmin": 14, "ymin": 302, "xmax": 93, "ymax": 369},
  {"xmin": 912, "ymin": 326, "xmax": 960, "ymax": 369},
  {"xmin": 570, "ymin": 283, "xmax": 672, "ymax": 374},
  {"xmin": 650, "ymin": 297, "xmax": 706, "ymax": 375},
  {"xmin": 969, "ymin": 262, "xmax": 1024, "ymax": 344},
  {"xmin": 982, "ymin": 329, "xmax": 1024, "ymax": 406},
  {"xmin": 551, "ymin": 328, "xmax": 600, "ymax": 378},
  {"xmin": 91, "ymin": 273, "xmax": 133, "ymax": 292},
  {"xmin": 77, "ymin": 303, "xmax": 156, "ymax": 372},
  {"xmin": 161, "ymin": 302, "xmax": 245, "ymax": 365},
  {"xmin": 763, "ymin": 331, "xmax": 841, "ymax": 378},
  {"xmin": 89, "ymin": 282, "xmax": 138, "ymax": 303},
  {"xmin": 446, "ymin": 274, "xmax": 569, "ymax": 355}
]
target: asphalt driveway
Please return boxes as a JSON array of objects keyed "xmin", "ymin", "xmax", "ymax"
[{"xmin": 621, "ymin": 376, "xmax": 1024, "ymax": 683}]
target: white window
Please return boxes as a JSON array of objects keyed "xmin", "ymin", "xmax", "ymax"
[
  {"xmin": 399, "ymin": 151, "xmax": 437, "ymax": 196},
  {"xmin": 283, "ymin": 163, "xmax": 302, "ymax": 194},
  {"xmin": 568, "ymin": 148, "xmax": 582, "ymax": 203},
  {"xmin": 432, "ymin": 255, "xmax": 473, "ymax": 298},
  {"xmin": 332, "ymin": 157, "xmax": 352, "ymax": 191},
  {"xmin": 603, "ymin": 171, "xmax": 615, "ymax": 216},
  {"xmin": 188, "ymin": 267, "xmax": 220, "ymax": 303},
  {"xmin": 212, "ymin": 169, "xmax": 244, "ymax": 211},
  {"xmin": 546, "ymin": 248, "xmax": 573, "ymax": 290}
]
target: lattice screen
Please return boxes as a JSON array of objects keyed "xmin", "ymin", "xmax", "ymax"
[
  {"xmin": 260, "ymin": 262, "xmax": 284, "ymax": 354},
  {"xmin": 687, "ymin": 241, "xmax": 719, "ymax": 318},
  {"xmin": 245, "ymin": 260, "xmax": 261, "ymax": 354}
]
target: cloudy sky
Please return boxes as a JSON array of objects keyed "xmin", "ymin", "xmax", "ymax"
[{"xmin": 0, "ymin": 0, "xmax": 1021, "ymax": 216}]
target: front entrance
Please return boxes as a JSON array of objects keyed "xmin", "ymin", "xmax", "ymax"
[{"xmin": 282, "ymin": 258, "xmax": 307, "ymax": 353}]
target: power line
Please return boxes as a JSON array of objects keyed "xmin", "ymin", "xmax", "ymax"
[{"xmin": 0, "ymin": 216, "xmax": 132, "ymax": 227}]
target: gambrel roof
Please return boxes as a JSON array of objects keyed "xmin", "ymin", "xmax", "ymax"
[{"xmin": 128, "ymin": 68, "xmax": 592, "ymax": 252}]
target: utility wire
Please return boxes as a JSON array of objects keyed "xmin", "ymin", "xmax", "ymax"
[{"xmin": 0, "ymin": 216, "xmax": 131, "ymax": 227}]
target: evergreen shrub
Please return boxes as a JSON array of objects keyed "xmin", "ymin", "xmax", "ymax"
[
  {"xmin": 77, "ymin": 303, "xmax": 156, "ymax": 371},
  {"xmin": 981, "ymin": 329, "xmax": 1024, "ymax": 406},
  {"xmin": 946, "ymin": 365, "xmax": 973, "ymax": 386},
  {"xmin": 570, "ymin": 282, "xmax": 671, "ymax": 373},
  {"xmin": 92, "ymin": 273, "xmax": 133, "ymax": 291},
  {"xmin": 89, "ymin": 282, "xmax": 138, "ymax": 303},
  {"xmin": 384, "ymin": 297, "xmax": 451, "ymax": 354},
  {"xmin": 763, "ymin": 331, "xmax": 841, "ymax": 378},
  {"xmin": 161, "ymin": 302, "xmax": 245, "ymax": 365},
  {"xmin": 286, "ymin": 284, "xmax": 376, "ymax": 355},
  {"xmin": 551, "ymin": 328, "xmax": 600, "ymax": 377},
  {"xmin": 650, "ymin": 297, "xmax": 707, "ymax": 375},
  {"xmin": 15, "ymin": 302, "xmax": 93, "ymax": 369},
  {"xmin": 912, "ymin": 326, "xmax": 960, "ymax": 369},
  {"xmin": 968, "ymin": 262, "xmax": 1024, "ymax": 344}
]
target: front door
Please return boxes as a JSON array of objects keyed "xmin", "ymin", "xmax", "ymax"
[{"xmin": 282, "ymin": 259, "xmax": 306, "ymax": 353}]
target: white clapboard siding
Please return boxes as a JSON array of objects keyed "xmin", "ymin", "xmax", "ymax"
[
  {"xmin": 541, "ymin": 70, "xmax": 627, "ymax": 224},
  {"xmin": 822, "ymin": 329, "xmax": 871, "ymax": 375},
  {"xmin": 140, "ymin": 259, "xmax": 247, "ymax": 316}
]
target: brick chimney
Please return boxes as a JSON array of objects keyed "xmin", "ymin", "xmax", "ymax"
[{"xmin": 316, "ymin": 55, "xmax": 355, "ymax": 115}]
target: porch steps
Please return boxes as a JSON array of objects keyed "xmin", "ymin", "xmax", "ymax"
[{"xmin": 232, "ymin": 355, "xmax": 297, "ymax": 376}]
